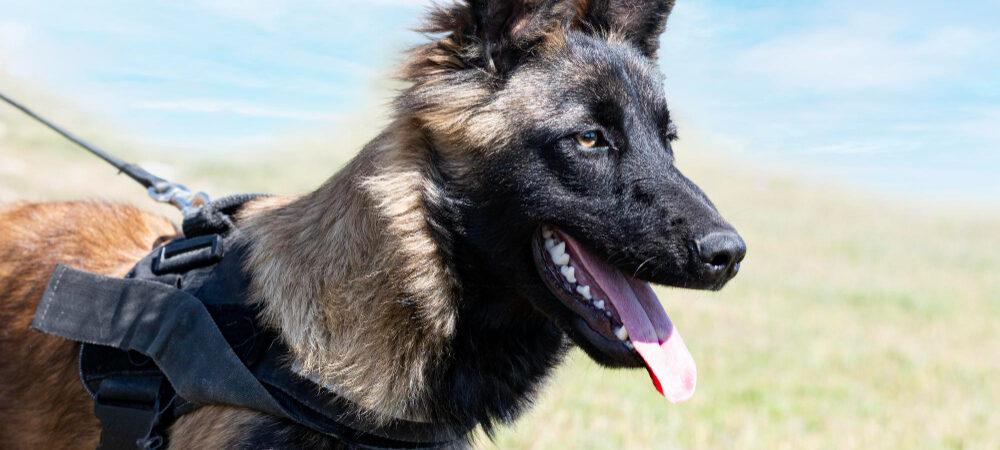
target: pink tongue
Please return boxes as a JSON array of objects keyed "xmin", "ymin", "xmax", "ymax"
[{"xmin": 559, "ymin": 233, "xmax": 697, "ymax": 403}]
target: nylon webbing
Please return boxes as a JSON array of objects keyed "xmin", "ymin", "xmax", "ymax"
[{"xmin": 32, "ymin": 265, "xmax": 285, "ymax": 418}]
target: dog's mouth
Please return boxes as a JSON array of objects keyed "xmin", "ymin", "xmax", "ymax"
[{"xmin": 532, "ymin": 225, "xmax": 696, "ymax": 403}]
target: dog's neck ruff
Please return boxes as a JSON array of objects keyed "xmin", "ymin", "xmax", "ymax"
[{"xmin": 30, "ymin": 195, "xmax": 471, "ymax": 449}]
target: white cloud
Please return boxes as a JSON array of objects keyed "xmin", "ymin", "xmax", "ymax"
[
  {"xmin": 948, "ymin": 107, "xmax": 1000, "ymax": 142},
  {"xmin": 188, "ymin": 0, "xmax": 430, "ymax": 30},
  {"xmin": 0, "ymin": 21, "xmax": 32, "ymax": 76},
  {"xmin": 737, "ymin": 16, "xmax": 996, "ymax": 91},
  {"xmin": 798, "ymin": 140, "xmax": 915, "ymax": 156},
  {"xmin": 188, "ymin": 0, "xmax": 294, "ymax": 30},
  {"xmin": 134, "ymin": 99, "xmax": 340, "ymax": 121}
]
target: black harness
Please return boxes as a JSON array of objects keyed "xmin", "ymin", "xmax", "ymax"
[{"xmin": 31, "ymin": 195, "xmax": 468, "ymax": 450}]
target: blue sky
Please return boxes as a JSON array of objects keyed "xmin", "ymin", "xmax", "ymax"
[{"xmin": 1, "ymin": 0, "xmax": 998, "ymax": 202}]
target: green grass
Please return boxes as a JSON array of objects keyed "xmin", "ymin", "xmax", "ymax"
[{"xmin": 2, "ymin": 85, "xmax": 997, "ymax": 450}]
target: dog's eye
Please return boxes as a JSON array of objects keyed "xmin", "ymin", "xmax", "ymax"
[{"xmin": 574, "ymin": 130, "xmax": 604, "ymax": 149}]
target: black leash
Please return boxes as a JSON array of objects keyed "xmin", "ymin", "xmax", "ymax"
[{"xmin": 0, "ymin": 91, "xmax": 209, "ymax": 214}]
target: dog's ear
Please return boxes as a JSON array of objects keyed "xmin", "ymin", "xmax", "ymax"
[
  {"xmin": 416, "ymin": 0, "xmax": 673, "ymax": 76},
  {"xmin": 580, "ymin": 0, "xmax": 676, "ymax": 58},
  {"xmin": 423, "ymin": 0, "xmax": 580, "ymax": 74}
]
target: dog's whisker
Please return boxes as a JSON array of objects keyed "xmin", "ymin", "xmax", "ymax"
[{"xmin": 633, "ymin": 256, "xmax": 657, "ymax": 278}]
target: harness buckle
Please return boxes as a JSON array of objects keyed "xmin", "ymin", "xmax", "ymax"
[{"xmin": 151, "ymin": 234, "xmax": 223, "ymax": 275}]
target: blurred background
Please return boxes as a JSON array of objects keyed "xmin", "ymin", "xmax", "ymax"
[{"xmin": 1, "ymin": 1, "xmax": 997, "ymax": 449}]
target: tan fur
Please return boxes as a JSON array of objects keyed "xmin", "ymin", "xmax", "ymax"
[
  {"xmin": 0, "ymin": 202, "xmax": 176, "ymax": 448},
  {"xmin": 223, "ymin": 6, "xmax": 591, "ymax": 426},
  {"xmin": 239, "ymin": 127, "xmax": 460, "ymax": 422},
  {"xmin": 233, "ymin": 3, "xmax": 608, "ymax": 423}
]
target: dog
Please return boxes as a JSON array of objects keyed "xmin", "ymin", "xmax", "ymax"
[{"xmin": 0, "ymin": 0, "xmax": 745, "ymax": 448}]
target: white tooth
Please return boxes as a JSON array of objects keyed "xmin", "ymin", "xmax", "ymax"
[
  {"xmin": 555, "ymin": 253, "xmax": 570, "ymax": 266},
  {"xmin": 548, "ymin": 243, "xmax": 565, "ymax": 263},
  {"xmin": 544, "ymin": 238, "xmax": 556, "ymax": 250},
  {"xmin": 560, "ymin": 266, "xmax": 576, "ymax": 283},
  {"xmin": 542, "ymin": 228, "xmax": 553, "ymax": 239},
  {"xmin": 614, "ymin": 326, "xmax": 629, "ymax": 341},
  {"xmin": 576, "ymin": 285, "xmax": 591, "ymax": 300},
  {"xmin": 625, "ymin": 341, "xmax": 634, "ymax": 350},
  {"xmin": 593, "ymin": 299, "xmax": 605, "ymax": 310}
]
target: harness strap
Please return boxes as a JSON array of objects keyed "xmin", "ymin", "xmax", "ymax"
[{"xmin": 32, "ymin": 265, "xmax": 286, "ymax": 418}]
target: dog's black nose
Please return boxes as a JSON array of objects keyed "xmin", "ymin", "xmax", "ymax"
[{"xmin": 695, "ymin": 231, "xmax": 746, "ymax": 279}]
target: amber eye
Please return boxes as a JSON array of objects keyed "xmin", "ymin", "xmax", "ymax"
[{"xmin": 575, "ymin": 130, "xmax": 602, "ymax": 148}]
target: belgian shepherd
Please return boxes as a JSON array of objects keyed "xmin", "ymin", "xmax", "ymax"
[{"xmin": 0, "ymin": 0, "xmax": 745, "ymax": 448}]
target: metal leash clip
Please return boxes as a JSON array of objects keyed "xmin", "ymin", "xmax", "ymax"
[{"xmin": 148, "ymin": 181, "xmax": 210, "ymax": 216}]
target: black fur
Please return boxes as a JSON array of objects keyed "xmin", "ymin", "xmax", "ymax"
[{"xmin": 413, "ymin": 32, "xmax": 741, "ymax": 446}]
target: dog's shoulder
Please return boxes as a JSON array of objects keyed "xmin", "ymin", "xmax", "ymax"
[{"xmin": 0, "ymin": 200, "xmax": 177, "ymax": 288}]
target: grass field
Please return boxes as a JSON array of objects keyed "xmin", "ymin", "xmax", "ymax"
[{"xmin": 2, "ymin": 87, "xmax": 998, "ymax": 450}]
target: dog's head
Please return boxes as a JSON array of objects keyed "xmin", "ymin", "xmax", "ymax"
[{"xmin": 401, "ymin": 0, "xmax": 745, "ymax": 402}]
